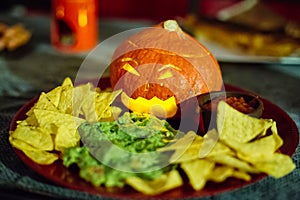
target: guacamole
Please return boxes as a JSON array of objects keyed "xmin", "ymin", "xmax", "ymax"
[{"xmin": 63, "ymin": 112, "xmax": 180, "ymax": 188}]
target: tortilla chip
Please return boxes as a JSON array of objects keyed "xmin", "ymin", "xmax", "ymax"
[
  {"xmin": 270, "ymin": 122, "xmax": 284, "ymax": 151},
  {"xmin": 231, "ymin": 170, "xmax": 252, "ymax": 181},
  {"xmin": 158, "ymin": 131, "xmax": 201, "ymax": 163},
  {"xmin": 61, "ymin": 77, "xmax": 73, "ymax": 87},
  {"xmin": 200, "ymin": 129, "xmax": 234, "ymax": 158},
  {"xmin": 55, "ymin": 125, "xmax": 80, "ymax": 151},
  {"xmin": 180, "ymin": 159, "xmax": 215, "ymax": 190},
  {"xmin": 9, "ymin": 137, "xmax": 40, "ymax": 151},
  {"xmin": 98, "ymin": 106, "xmax": 122, "ymax": 122},
  {"xmin": 217, "ymin": 101, "xmax": 273, "ymax": 143},
  {"xmin": 81, "ymin": 90, "xmax": 98, "ymax": 122},
  {"xmin": 251, "ymin": 153, "xmax": 296, "ymax": 178},
  {"xmin": 22, "ymin": 149, "xmax": 59, "ymax": 165},
  {"xmin": 33, "ymin": 109, "xmax": 84, "ymax": 132},
  {"xmin": 27, "ymin": 92, "xmax": 58, "ymax": 116},
  {"xmin": 57, "ymin": 84, "xmax": 73, "ymax": 114},
  {"xmin": 208, "ymin": 165, "xmax": 251, "ymax": 182},
  {"xmin": 46, "ymin": 86, "xmax": 62, "ymax": 108},
  {"xmin": 125, "ymin": 170, "xmax": 183, "ymax": 195},
  {"xmin": 208, "ymin": 165, "xmax": 235, "ymax": 182},
  {"xmin": 207, "ymin": 154, "xmax": 260, "ymax": 174},
  {"xmin": 95, "ymin": 89, "xmax": 122, "ymax": 120},
  {"xmin": 9, "ymin": 125, "xmax": 53, "ymax": 151},
  {"xmin": 72, "ymin": 82, "xmax": 93, "ymax": 117},
  {"xmin": 82, "ymin": 89, "xmax": 122, "ymax": 122},
  {"xmin": 24, "ymin": 92, "xmax": 59, "ymax": 126},
  {"xmin": 228, "ymin": 133, "xmax": 281, "ymax": 163}
]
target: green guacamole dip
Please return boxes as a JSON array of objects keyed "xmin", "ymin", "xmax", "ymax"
[{"xmin": 63, "ymin": 112, "xmax": 180, "ymax": 188}]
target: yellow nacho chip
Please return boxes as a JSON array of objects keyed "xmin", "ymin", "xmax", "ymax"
[
  {"xmin": 95, "ymin": 89, "xmax": 122, "ymax": 120},
  {"xmin": 81, "ymin": 90, "xmax": 98, "ymax": 122},
  {"xmin": 180, "ymin": 159, "xmax": 215, "ymax": 191},
  {"xmin": 207, "ymin": 154, "xmax": 260, "ymax": 174},
  {"xmin": 270, "ymin": 122, "xmax": 284, "ymax": 151},
  {"xmin": 213, "ymin": 101, "xmax": 294, "ymax": 178},
  {"xmin": 217, "ymin": 101, "xmax": 273, "ymax": 143},
  {"xmin": 251, "ymin": 153, "xmax": 296, "ymax": 178},
  {"xmin": 231, "ymin": 170, "xmax": 252, "ymax": 181},
  {"xmin": 227, "ymin": 132, "xmax": 282, "ymax": 162},
  {"xmin": 9, "ymin": 137, "xmax": 41, "ymax": 151},
  {"xmin": 46, "ymin": 86, "xmax": 62, "ymax": 108},
  {"xmin": 27, "ymin": 92, "xmax": 58, "ymax": 116},
  {"xmin": 33, "ymin": 109, "xmax": 84, "ymax": 132},
  {"xmin": 54, "ymin": 125, "xmax": 80, "ymax": 151},
  {"xmin": 158, "ymin": 131, "xmax": 197, "ymax": 152},
  {"xmin": 158, "ymin": 131, "xmax": 200, "ymax": 163},
  {"xmin": 22, "ymin": 150, "xmax": 59, "ymax": 165},
  {"xmin": 125, "ymin": 170, "xmax": 183, "ymax": 195},
  {"xmin": 72, "ymin": 82, "xmax": 93, "ymax": 117},
  {"xmin": 81, "ymin": 89, "xmax": 122, "ymax": 122},
  {"xmin": 10, "ymin": 77, "xmax": 123, "ymax": 165},
  {"xmin": 57, "ymin": 84, "xmax": 74, "ymax": 114},
  {"xmin": 46, "ymin": 77, "xmax": 72, "ymax": 109},
  {"xmin": 208, "ymin": 166, "xmax": 251, "ymax": 182},
  {"xmin": 9, "ymin": 125, "xmax": 53, "ymax": 151},
  {"xmin": 24, "ymin": 92, "xmax": 59, "ymax": 126},
  {"xmin": 200, "ymin": 129, "xmax": 234, "ymax": 158},
  {"xmin": 98, "ymin": 106, "xmax": 122, "ymax": 122},
  {"xmin": 61, "ymin": 77, "xmax": 73, "ymax": 87}
]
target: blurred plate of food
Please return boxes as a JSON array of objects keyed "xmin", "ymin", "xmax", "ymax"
[
  {"xmin": 180, "ymin": 0, "xmax": 300, "ymax": 64},
  {"xmin": 180, "ymin": 15, "xmax": 300, "ymax": 65},
  {"xmin": 0, "ymin": 22, "xmax": 31, "ymax": 52}
]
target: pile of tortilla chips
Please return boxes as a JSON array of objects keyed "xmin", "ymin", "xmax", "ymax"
[
  {"xmin": 8, "ymin": 79, "xmax": 296, "ymax": 195},
  {"xmin": 9, "ymin": 77, "xmax": 121, "ymax": 165},
  {"xmin": 152, "ymin": 101, "xmax": 295, "ymax": 193}
]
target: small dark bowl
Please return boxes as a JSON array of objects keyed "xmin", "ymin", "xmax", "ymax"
[{"xmin": 197, "ymin": 91, "xmax": 264, "ymax": 134}]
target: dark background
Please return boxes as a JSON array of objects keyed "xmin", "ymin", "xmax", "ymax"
[{"xmin": 1, "ymin": 0, "xmax": 300, "ymax": 22}]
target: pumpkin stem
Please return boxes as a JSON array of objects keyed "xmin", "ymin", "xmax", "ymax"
[{"xmin": 163, "ymin": 20, "xmax": 181, "ymax": 32}]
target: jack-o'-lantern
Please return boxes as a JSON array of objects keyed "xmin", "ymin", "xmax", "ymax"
[{"xmin": 109, "ymin": 20, "xmax": 223, "ymax": 118}]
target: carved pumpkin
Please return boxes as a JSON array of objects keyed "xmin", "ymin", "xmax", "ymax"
[{"xmin": 109, "ymin": 20, "xmax": 223, "ymax": 118}]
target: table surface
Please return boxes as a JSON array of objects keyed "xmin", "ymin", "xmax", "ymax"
[{"xmin": 0, "ymin": 13, "xmax": 299, "ymax": 200}]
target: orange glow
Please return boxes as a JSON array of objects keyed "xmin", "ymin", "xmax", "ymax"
[
  {"xmin": 78, "ymin": 9, "xmax": 88, "ymax": 27},
  {"xmin": 51, "ymin": 0, "xmax": 98, "ymax": 52},
  {"xmin": 56, "ymin": 6, "xmax": 64, "ymax": 18}
]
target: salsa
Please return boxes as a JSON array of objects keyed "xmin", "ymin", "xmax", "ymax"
[{"xmin": 202, "ymin": 96, "xmax": 256, "ymax": 114}]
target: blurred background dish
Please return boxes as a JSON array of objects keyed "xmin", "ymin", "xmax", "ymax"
[
  {"xmin": 180, "ymin": 0, "xmax": 300, "ymax": 64},
  {"xmin": 0, "ymin": 22, "xmax": 31, "ymax": 52},
  {"xmin": 1, "ymin": 0, "xmax": 299, "ymax": 64},
  {"xmin": 180, "ymin": 14, "xmax": 300, "ymax": 64}
]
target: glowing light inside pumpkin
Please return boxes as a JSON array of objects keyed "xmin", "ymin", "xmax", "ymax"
[
  {"xmin": 121, "ymin": 92, "xmax": 178, "ymax": 118},
  {"xmin": 122, "ymin": 63, "xmax": 140, "ymax": 76}
]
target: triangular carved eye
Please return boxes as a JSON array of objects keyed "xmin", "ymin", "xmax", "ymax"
[
  {"xmin": 158, "ymin": 70, "xmax": 173, "ymax": 80},
  {"xmin": 122, "ymin": 63, "xmax": 140, "ymax": 76}
]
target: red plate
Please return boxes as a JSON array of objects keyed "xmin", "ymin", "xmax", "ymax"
[{"xmin": 9, "ymin": 79, "xmax": 299, "ymax": 199}]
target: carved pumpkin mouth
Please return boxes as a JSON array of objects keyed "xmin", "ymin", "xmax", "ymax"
[
  {"xmin": 127, "ymin": 82, "xmax": 178, "ymax": 102},
  {"xmin": 121, "ymin": 92, "xmax": 178, "ymax": 118}
]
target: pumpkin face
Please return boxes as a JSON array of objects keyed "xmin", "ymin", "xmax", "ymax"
[{"xmin": 109, "ymin": 20, "xmax": 223, "ymax": 117}]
